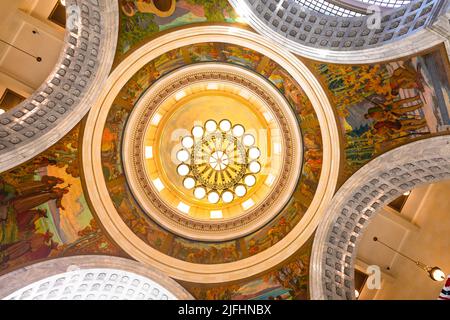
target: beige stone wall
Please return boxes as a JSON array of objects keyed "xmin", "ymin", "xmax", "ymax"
[{"xmin": 371, "ymin": 180, "xmax": 450, "ymax": 300}]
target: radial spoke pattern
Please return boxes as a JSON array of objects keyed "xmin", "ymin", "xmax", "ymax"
[{"xmin": 176, "ymin": 119, "xmax": 261, "ymax": 205}]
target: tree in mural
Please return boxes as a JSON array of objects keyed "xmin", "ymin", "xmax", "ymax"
[{"xmin": 186, "ymin": 0, "xmax": 236, "ymax": 22}]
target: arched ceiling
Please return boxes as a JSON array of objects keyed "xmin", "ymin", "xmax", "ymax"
[{"xmin": 0, "ymin": 0, "xmax": 449, "ymax": 301}]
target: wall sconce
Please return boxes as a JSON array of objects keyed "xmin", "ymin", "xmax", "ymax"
[{"xmin": 373, "ymin": 237, "xmax": 446, "ymax": 282}]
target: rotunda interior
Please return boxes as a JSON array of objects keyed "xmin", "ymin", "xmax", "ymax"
[{"xmin": 0, "ymin": 0, "xmax": 449, "ymax": 302}]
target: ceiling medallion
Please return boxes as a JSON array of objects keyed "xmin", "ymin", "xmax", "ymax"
[
  {"xmin": 177, "ymin": 119, "xmax": 261, "ymax": 204},
  {"xmin": 123, "ymin": 63, "xmax": 303, "ymax": 241}
]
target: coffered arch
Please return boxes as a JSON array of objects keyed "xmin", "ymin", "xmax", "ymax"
[
  {"xmin": 0, "ymin": 255, "xmax": 193, "ymax": 300},
  {"xmin": 310, "ymin": 135, "xmax": 450, "ymax": 300},
  {"xmin": 228, "ymin": 0, "xmax": 449, "ymax": 63},
  {"xmin": 0, "ymin": 0, "xmax": 118, "ymax": 172}
]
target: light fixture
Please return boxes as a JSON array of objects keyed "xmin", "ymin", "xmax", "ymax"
[
  {"xmin": 403, "ymin": 191, "xmax": 411, "ymax": 196},
  {"xmin": 183, "ymin": 177, "xmax": 196, "ymax": 190},
  {"xmin": 235, "ymin": 185, "xmax": 247, "ymax": 197},
  {"xmin": 194, "ymin": 187, "xmax": 206, "ymax": 200},
  {"xmin": 219, "ymin": 119, "xmax": 231, "ymax": 132},
  {"xmin": 192, "ymin": 126, "xmax": 204, "ymax": 138},
  {"xmin": 145, "ymin": 146, "xmax": 153, "ymax": 159},
  {"xmin": 244, "ymin": 175, "xmax": 256, "ymax": 187},
  {"xmin": 207, "ymin": 83, "xmax": 219, "ymax": 90},
  {"xmin": 373, "ymin": 237, "xmax": 446, "ymax": 282},
  {"xmin": 232, "ymin": 125, "xmax": 245, "ymax": 137},
  {"xmin": 248, "ymin": 147, "xmax": 261, "ymax": 160},
  {"xmin": 207, "ymin": 191, "xmax": 220, "ymax": 204},
  {"xmin": 176, "ymin": 149, "xmax": 190, "ymax": 162},
  {"xmin": 242, "ymin": 198, "xmax": 255, "ymax": 210},
  {"xmin": 0, "ymin": 108, "xmax": 6, "ymax": 115},
  {"xmin": 221, "ymin": 191, "xmax": 234, "ymax": 203},
  {"xmin": 181, "ymin": 136, "xmax": 194, "ymax": 148},
  {"xmin": 177, "ymin": 202, "xmax": 190, "ymax": 214},
  {"xmin": 151, "ymin": 113, "xmax": 162, "ymax": 125},
  {"xmin": 243, "ymin": 134, "xmax": 255, "ymax": 147},
  {"xmin": 0, "ymin": 38, "xmax": 42, "ymax": 62},
  {"xmin": 205, "ymin": 120, "xmax": 217, "ymax": 132},
  {"xmin": 176, "ymin": 119, "xmax": 261, "ymax": 204},
  {"xmin": 248, "ymin": 161, "xmax": 261, "ymax": 174},
  {"xmin": 354, "ymin": 289, "xmax": 360, "ymax": 299},
  {"xmin": 177, "ymin": 164, "xmax": 190, "ymax": 176},
  {"xmin": 175, "ymin": 90, "xmax": 186, "ymax": 101}
]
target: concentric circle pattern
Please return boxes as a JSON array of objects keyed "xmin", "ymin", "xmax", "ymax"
[
  {"xmin": 178, "ymin": 119, "xmax": 261, "ymax": 204},
  {"xmin": 82, "ymin": 27, "xmax": 340, "ymax": 282},
  {"xmin": 123, "ymin": 63, "xmax": 303, "ymax": 241}
]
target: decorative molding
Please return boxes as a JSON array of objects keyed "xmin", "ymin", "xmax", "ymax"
[
  {"xmin": 0, "ymin": 255, "xmax": 193, "ymax": 300},
  {"xmin": 0, "ymin": 0, "xmax": 119, "ymax": 172},
  {"xmin": 310, "ymin": 135, "xmax": 450, "ymax": 300},
  {"xmin": 82, "ymin": 26, "xmax": 341, "ymax": 283},
  {"xmin": 123, "ymin": 63, "xmax": 303, "ymax": 241}
]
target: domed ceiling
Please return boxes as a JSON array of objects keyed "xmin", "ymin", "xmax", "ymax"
[
  {"xmin": 82, "ymin": 29, "xmax": 340, "ymax": 282},
  {"xmin": 0, "ymin": 0, "xmax": 449, "ymax": 301}
]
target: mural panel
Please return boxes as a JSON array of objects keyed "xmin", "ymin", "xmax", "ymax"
[
  {"xmin": 117, "ymin": 0, "xmax": 241, "ymax": 56},
  {"xmin": 0, "ymin": 125, "xmax": 125, "ymax": 274},
  {"xmin": 183, "ymin": 238, "xmax": 312, "ymax": 300},
  {"xmin": 310, "ymin": 46, "xmax": 450, "ymax": 177},
  {"xmin": 101, "ymin": 42, "xmax": 323, "ymax": 264}
]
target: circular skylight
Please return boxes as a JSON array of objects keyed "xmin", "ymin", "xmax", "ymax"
[{"xmin": 292, "ymin": 0, "xmax": 412, "ymax": 17}]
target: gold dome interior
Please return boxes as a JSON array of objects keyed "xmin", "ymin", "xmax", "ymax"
[{"xmin": 143, "ymin": 81, "xmax": 285, "ymax": 221}]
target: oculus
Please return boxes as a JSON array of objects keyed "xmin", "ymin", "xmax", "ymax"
[{"xmin": 123, "ymin": 63, "xmax": 303, "ymax": 241}]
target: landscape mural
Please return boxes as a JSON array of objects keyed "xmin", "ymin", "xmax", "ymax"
[
  {"xmin": 117, "ymin": 0, "xmax": 242, "ymax": 57},
  {"xmin": 0, "ymin": 124, "xmax": 125, "ymax": 274},
  {"xmin": 101, "ymin": 41, "xmax": 323, "ymax": 264},
  {"xmin": 183, "ymin": 238, "xmax": 312, "ymax": 300},
  {"xmin": 310, "ymin": 46, "xmax": 450, "ymax": 177}
]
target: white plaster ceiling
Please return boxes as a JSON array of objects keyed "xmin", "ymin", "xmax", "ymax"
[{"xmin": 0, "ymin": 0, "xmax": 63, "ymax": 92}]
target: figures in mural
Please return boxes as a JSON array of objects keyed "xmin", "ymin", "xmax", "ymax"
[
  {"xmin": 389, "ymin": 64, "xmax": 424, "ymax": 96},
  {"xmin": 0, "ymin": 126, "xmax": 122, "ymax": 274},
  {"xmin": 0, "ymin": 231, "xmax": 58, "ymax": 270},
  {"xmin": 364, "ymin": 95, "xmax": 428, "ymax": 137},
  {"xmin": 170, "ymin": 240, "xmax": 241, "ymax": 264},
  {"xmin": 0, "ymin": 175, "xmax": 68, "ymax": 270},
  {"xmin": 12, "ymin": 185, "xmax": 71, "ymax": 213},
  {"xmin": 313, "ymin": 47, "xmax": 450, "ymax": 175},
  {"xmin": 16, "ymin": 209, "xmax": 48, "ymax": 237}
]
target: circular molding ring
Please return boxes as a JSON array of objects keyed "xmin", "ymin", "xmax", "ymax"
[
  {"xmin": 123, "ymin": 63, "xmax": 303, "ymax": 241},
  {"xmin": 82, "ymin": 26, "xmax": 341, "ymax": 283}
]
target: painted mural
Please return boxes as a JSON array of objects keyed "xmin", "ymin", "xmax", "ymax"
[
  {"xmin": 184, "ymin": 238, "xmax": 312, "ymax": 300},
  {"xmin": 117, "ymin": 0, "xmax": 242, "ymax": 56},
  {"xmin": 0, "ymin": 125, "xmax": 125, "ymax": 274},
  {"xmin": 311, "ymin": 46, "xmax": 450, "ymax": 176},
  {"xmin": 101, "ymin": 42, "xmax": 323, "ymax": 264}
]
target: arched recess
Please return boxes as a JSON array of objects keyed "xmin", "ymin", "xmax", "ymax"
[
  {"xmin": 0, "ymin": 0, "xmax": 119, "ymax": 172},
  {"xmin": 0, "ymin": 255, "xmax": 193, "ymax": 300},
  {"xmin": 228, "ymin": 0, "xmax": 450, "ymax": 64},
  {"xmin": 310, "ymin": 135, "xmax": 450, "ymax": 300}
]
